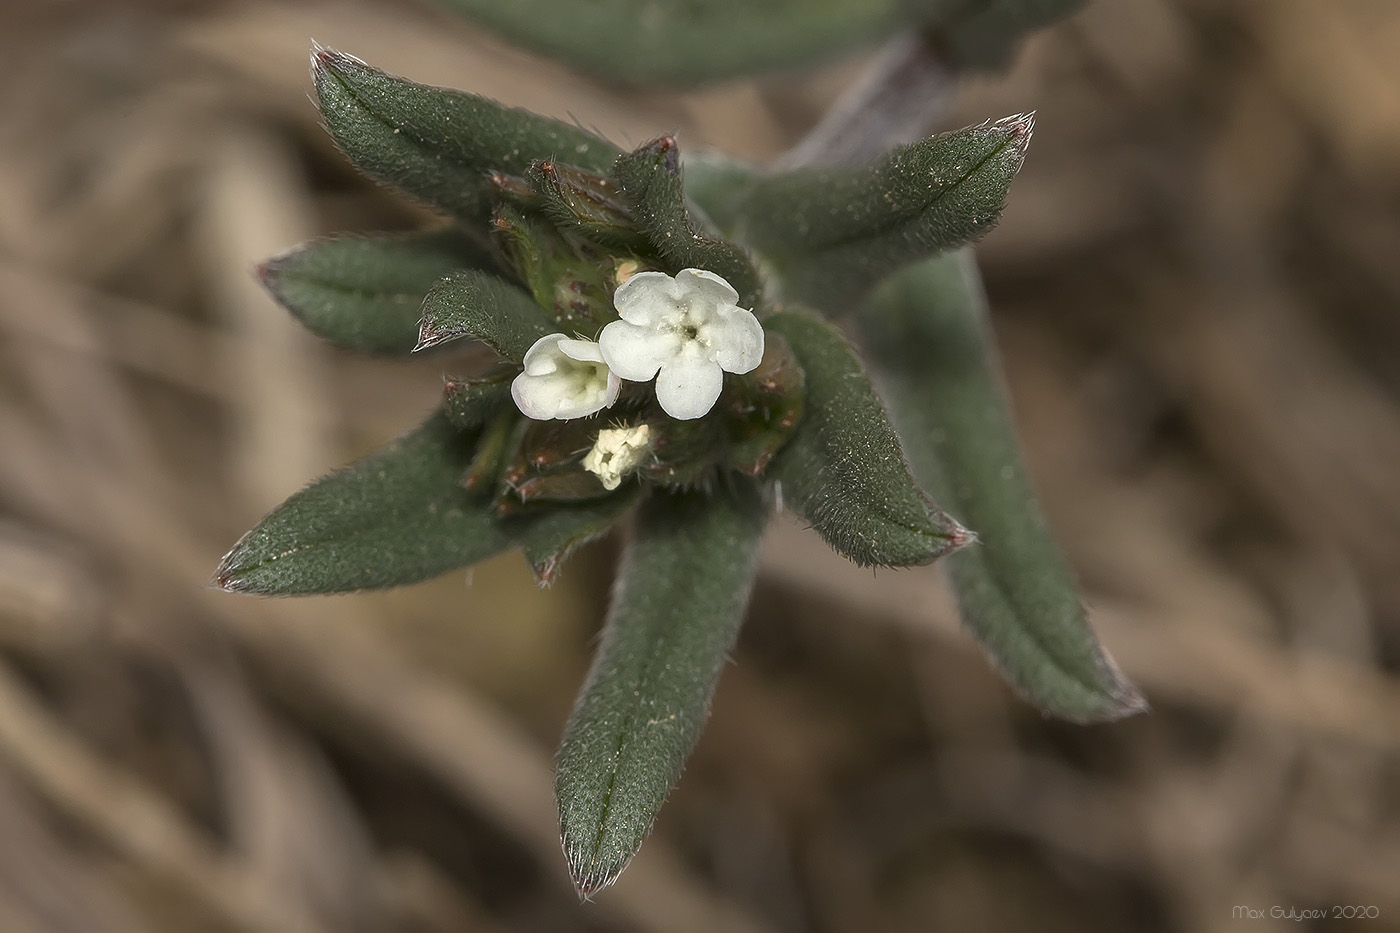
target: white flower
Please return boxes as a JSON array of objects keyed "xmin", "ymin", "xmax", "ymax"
[
  {"xmin": 599, "ymin": 268, "xmax": 764, "ymax": 421},
  {"xmin": 582, "ymin": 424, "xmax": 652, "ymax": 490},
  {"xmin": 511, "ymin": 334, "xmax": 621, "ymax": 420}
]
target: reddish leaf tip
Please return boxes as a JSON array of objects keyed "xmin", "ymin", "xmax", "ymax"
[
  {"xmin": 208, "ymin": 560, "xmax": 248, "ymax": 594},
  {"xmin": 414, "ymin": 322, "xmax": 448, "ymax": 352},
  {"xmin": 309, "ymin": 43, "xmax": 362, "ymax": 75},
  {"xmin": 997, "ymin": 111, "xmax": 1036, "ymax": 151}
]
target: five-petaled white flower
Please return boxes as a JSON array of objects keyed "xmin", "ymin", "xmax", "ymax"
[
  {"xmin": 599, "ymin": 268, "xmax": 764, "ymax": 420},
  {"xmin": 511, "ymin": 334, "xmax": 621, "ymax": 421}
]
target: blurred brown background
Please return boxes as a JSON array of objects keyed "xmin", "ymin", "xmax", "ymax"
[{"xmin": 1, "ymin": 0, "xmax": 1399, "ymax": 931}]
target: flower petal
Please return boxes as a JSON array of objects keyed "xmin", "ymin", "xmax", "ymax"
[
  {"xmin": 612, "ymin": 271, "xmax": 680, "ymax": 325},
  {"xmin": 557, "ymin": 336, "xmax": 606, "ymax": 363},
  {"xmin": 512, "ymin": 334, "xmax": 619, "ymax": 420},
  {"xmin": 521, "ymin": 333, "xmax": 568, "ymax": 375},
  {"xmin": 712, "ymin": 307, "xmax": 765, "ymax": 375},
  {"xmin": 675, "ymin": 268, "xmax": 739, "ymax": 311},
  {"xmin": 655, "ymin": 356, "xmax": 724, "ymax": 420},
  {"xmin": 599, "ymin": 320, "xmax": 677, "ymax": 382},
  {"xmin": 598, "ymin": 370, "xmax": 622, "ymax": 410},
  {"xmin": 512, "ymin": 368, "xmax": 570, "ymax": 419}
]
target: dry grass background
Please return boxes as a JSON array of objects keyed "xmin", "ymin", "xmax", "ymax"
[{"xmin": 0, "ymin": 0, "xmax": 1398, "ymax": 930}]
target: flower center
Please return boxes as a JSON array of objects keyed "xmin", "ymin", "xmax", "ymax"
[
  {"xmin": 560, "ymin": 358, "xmax": 607, "ymax": 401},
  {"xmin": 664, "ymin": 302, "xmax": 709, "ymax": 347}
]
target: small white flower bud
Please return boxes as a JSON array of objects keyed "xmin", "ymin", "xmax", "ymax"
[{"xmin": 582, "ymin": 424, "xmax": 652, "ymax": 490}]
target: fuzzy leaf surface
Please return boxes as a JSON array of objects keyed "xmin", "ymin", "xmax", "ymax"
[
  {"xmin": 261, "ymin": 229, "xmax": 492, "ymax": 354},
  {"xmin": 612, "ymin": 137, "xmax": 763, "ymax": 309},
  {"xmin": 862, "ymin": 250, "xmax": 1145, "ymax": 722},
  {"xmin": 312, "ymin": 47, "xmax": 620, "ymax": 223},
  {"xmin": 434, "ymin": 0, "xmax": 901, "ymax": 86},
  {"xmin": 556, "ymin": 482, "xmax": 765, "ymax": 896},
  {"xmin": 515, "ymin": 492, "xmax": 639, "ymax": 586},
  {"xmin": 214, "ymin": 412, "xmax": 510, "ymax": 595},
  {"xmin": 767, "ymin": 311, "xmax": 968, "ymax": 567},
  {"xmin": 739, "ymin": 114, "xmax": 1032, "ymax": 310},
  {"xmin": 417, "ymin": 271, "xmax": 555, "ymax": 361}
]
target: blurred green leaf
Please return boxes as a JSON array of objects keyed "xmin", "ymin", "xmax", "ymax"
[
  {"xmin": 260, "ymin": 229, "xmax": 492, "ymax": 355},
  {"xmin": 611, "ymin": 137, "xmax": 763, "ymax": 309},
  {"xmin": 556, "ymin": 481, "xmax": 766, "ymax": 896},
  {"xmin": 214, "ymin": 412, "xmax": 511, "ymax": 595},
  {"xmin": 680, "ymin": 152, "xmax": 760, "ymax": 236},
  {"xmin": 433, "ymin": 0, "xmax": 902, "ymax": 86},
  {"xmin": 862, "ymin": 250, "xmax": 1145, "ymax": 722},
  {"xmin": 515, "ymin": 492, "xmax": 638, "ymax": 585},
  {"xmin": 928, "ymin": 0, "xmax": 1089, "ymax": 69},
  {"xmin": 767, "ymin": 310, "xmax": 969, "ymax": 567},
  {"xmin": 311, "ymin": 46, "xmax": 620, "ymax": 223},
  {"xmin": 417, "ymin": 270, "xmax": 555, "ymax": 361},
  {"xmin": 739, "ymin": 114, "xmax": 1032, "ymax": 311},
  {"xmin": 442, "ymin": 372, "xmax": 514, "ymax": 431}
]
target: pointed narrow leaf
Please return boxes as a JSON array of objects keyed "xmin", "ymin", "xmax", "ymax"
[
  {"xmin": 739, "ymin": 114, "xmax": 1032, "ymax": 311},
  {"xmin": 514, "ymin": 491, "xmax": 638, "ymax": 586},
  {"xmin": 862, "ymin": 250, "xmax": 1145, "ymax": 722},
  {"xmin": 611, "ymin": 137, "xmax": 762, "ymax": 308},
  {"xmin": 260, "ymin": 229, "xmax": 494, "ymax": 354},
  {"xmin": 417, "ymin": 270, "xmax": 555, "ymax": 361},
  {"xmin": 556, "ymin": 482, "xmax": 766, "ymax": 896},
  {"xmin": 433, "ymin": 0, "xmax": 902, "ymax": 86},
  {"xmin": 767, "ymin": 310, "xmax": 969, "ymax": 567},
  {"xmin": 311, "ymin": 47, "xmax": 620, "ymax": 222},
  {"xmin": 214, "ymin": 412, "xmax": 512, "ymax": 595}
]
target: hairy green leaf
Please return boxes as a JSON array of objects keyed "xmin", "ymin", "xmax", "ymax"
[
  {"xmin": 311, "ymin": 46, "xmax": 620, "ymax": 223},
  {"xmin": 213, "ymin": 412, "xmax": 510, "ymax": 595},
  {"xmin": 417, "ymin": 270, "xmax": 555, "ymax": 361},
  {"xmin": 556, "ymin": 482, "xmax": 766, "ymax": 896},
  {"xmin": 433, "ymin": 0, "xmax": 902, "ymax": 86},
  {"xmin": 514, "ymin": 492, "xmax": 639, "ymax": 586},
  {"xmin": 526, "ymin": 161, "xmax": 648, "ymax": 252},
  {"xmin": 739, "ymin": 114, "xmax": 1032, "ymax": 310},
  {"xmin": 260, "ymin": 229, "xmax": 493, "ymax": 354},
  {"xmin": 862, "ymin": 250, "xmax": 1145, "ymax": 722},
  {"xmin": 611, "ymin": 137, "xmax": 763, "ymax": 309},
  {"xmin": 767, "ymin": 310, "xmax": 969, "ymax": 567}
]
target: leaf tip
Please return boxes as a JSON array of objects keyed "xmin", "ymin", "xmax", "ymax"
[
  {"xmin": 253, "ymin": 257, "xmax": 276, "ymax": 286},
  {"xmin": 994, "ymin": 111, "xmax": 1036, "ymax": 157},
  {"xmin": 939, "ymin": 516, "xmax": 978, "ymax": 556},
  {"xmin": 254, "ymin": 251, "xmax": 293, "ymax": 303},
  {"xmin": 209, "ymin": 546, "xmax": 252, "ymax": 595},
  {"xmin": 1086, "ymin": 643, "xmax": 1149, "ymax": 722},
  {"xmin": 308, "ymin": 42, "xmax": 364, "ymax": 81},
  {"xmin": 638, "ymin": 134, "xmax": 680, "ymax": 173},
  {"xmin": 530, "ymin": 553, "xmax": 561, "ymax": 588},
  {"xmin": 564, "ymin": 842, "xmax": 633, "ymax": 901},
  {"xmin": 413, "ymin": 319, "xmax": 449, "ymax": 352}
]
